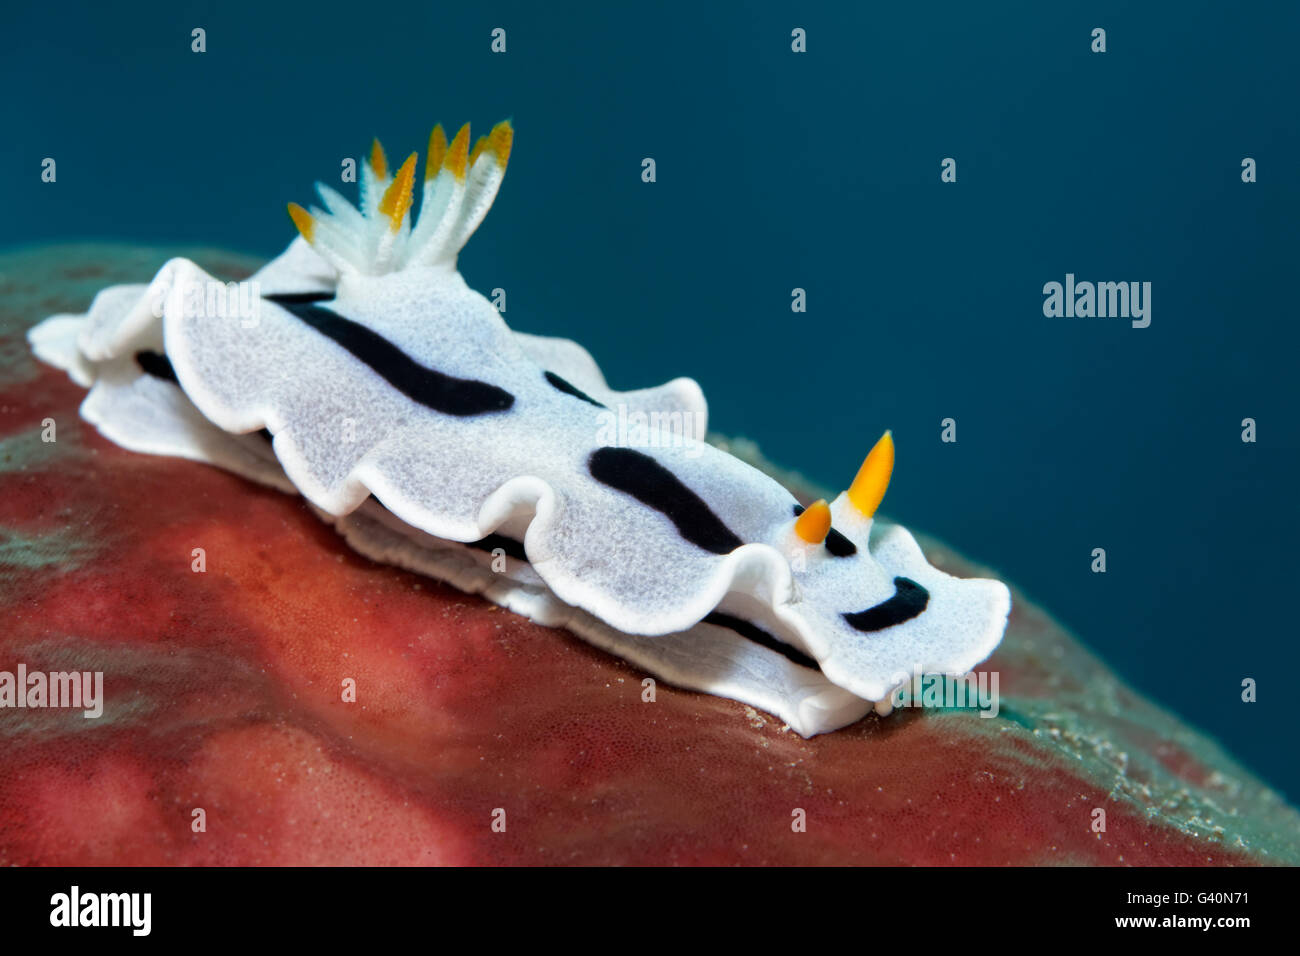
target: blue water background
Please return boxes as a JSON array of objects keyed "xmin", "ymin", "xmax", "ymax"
[{"xmin": 4, "ymin": 1, "xmax": 1297, "ymax": 802}]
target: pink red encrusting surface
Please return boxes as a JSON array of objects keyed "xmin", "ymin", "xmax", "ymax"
[{"xmin": 1, "ymin": 244, "xmax": 1297, "ymax": 865}]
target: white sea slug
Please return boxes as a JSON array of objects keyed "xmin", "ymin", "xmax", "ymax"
[{"xmin": 28, "ymin": 120, "xmax": 1011, "ymax": 736}]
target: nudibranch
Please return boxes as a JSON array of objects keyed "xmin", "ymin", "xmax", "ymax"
[{"xmin": 28, "ymin": 120, "xmax": 1010, "ymax": 736}]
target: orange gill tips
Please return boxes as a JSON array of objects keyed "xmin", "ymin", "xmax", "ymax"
[
  {"xmin": 377, "ymin": 152, "xmax": 418, "ymax": 231},
  {"xmin": 286, "ymin": 202, "xmax": 315, "ymax": 242},
  {"xmin": 285, "ymin": 119, "xmax": 514, "ymax": 240},
  {"xmin": 426, "ymin": 124, "xmax": 448, "ymax": 180},
  {"xmin": 369, "ymin": 138, "xmax": 388, "ymax": 179},
  {"xmin": 442, "ymin": 123, "xmax": 471, "ymax": 180}
]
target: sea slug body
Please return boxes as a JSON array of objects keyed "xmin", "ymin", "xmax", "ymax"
[{"xmin": 28, "ymin": 120, "xmax": 1011, "ymax": 736}]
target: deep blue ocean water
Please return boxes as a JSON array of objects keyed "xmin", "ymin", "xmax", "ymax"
[{"xmin": 4, "ymin": 2, "xmax": 1297, "ymax": 802}]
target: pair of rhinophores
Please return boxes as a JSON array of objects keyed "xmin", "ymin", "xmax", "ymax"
[{"xmin": 28, "ymin": 120, "xmax": 1011, "ymax": 736}]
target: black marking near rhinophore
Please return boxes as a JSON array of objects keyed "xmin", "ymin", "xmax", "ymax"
[
  {"xmin": 843, "ymin": 577, "xmax": 930, "ymax": 632},
  {"xmin": 466, "ymin": 532, "xmax": 528, "ymax": 563},
  {"xmin": 791, "ymin": 503, "xmax": 858, "ymax": 557},
  {"xmin": 264, "ymin": 294, "xmax": 515, "ymax": 416},
  {"xmin": 588, "ymin": 447, "xmax": 744, "ymax": 556},
  {"xmin": 135, "ymin": 350, "xmax": 178, "ymax": 383},
  {"xmin": 703, "ymin": 611, "xmax": 819, "ymax": 670},
  {"xmin": 544, "ymin": 370, "xmax": 607, "ymax": 409},
  {"xmin": 824, "ymin": 528, "xmax": 857, "ymax": 557}
]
